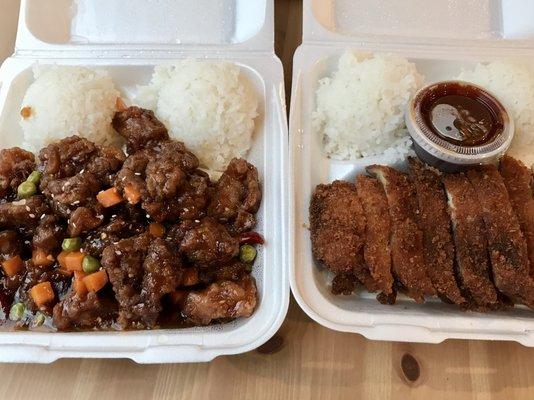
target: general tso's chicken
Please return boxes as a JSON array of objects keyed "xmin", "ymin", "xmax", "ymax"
[
  {"xmin": 443, "ymin": 172, "xmax": 501, "ymax": 310},
  {"xmin": 179, "ymin": 218, "xmax": 239, "ymax": 267},
  {"xmin": 208, "ymin": 158, "xmax": 262, "ymax": 234},
  {"xmin": 355, "ymin": 175, "xmax": 394, "ymax": 295},
  {"xmin": 101, "ymin": 234, "xmax": 182, "ymax": 328},
  {"xmin": 182, "ymin": 276, "xmax": 257, "ymax": 325},
  {"xmin": 0, "ymin": 147, "xmax": 35, "ymax": 199},
  {"xmin": 408, "ymin": 158, "xmax": 466, "ymax": 306},
  {"xmin": 467, "ymin": 166, "xmax": 534, "ymax": 309},
  {"xmin": 500, "ymin": 156, "xmax": 534, "ymax": 278},
  {"xmin": 112, "ymin": 106, "xmax": 169, "ymax": 153},
  {"xmin": 367, "ymin": 165, "xmax": 435, "ymax": 303},
  {"xmin": 310, "ymin": 181, "xmax": 376, "ymax": 294}
]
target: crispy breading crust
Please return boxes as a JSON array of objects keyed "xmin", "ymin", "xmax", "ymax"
[
  {"xmin": 355, "ymin": 175, "xmax": 394, "ymax": 294},
  {"xmin": 443, "ymin": 172, "xmax": 500, "ymax": 309},
  {"xmin": 408, "ymin": 158, "xmax": 466, "ymax": 306},
  {"xmin": 367, "ymin": 165, "xmax": 435, "ymax": 302},
  {"xmin": 467, "ymin": 166, "xmax": 534, "ymax": 309},
  {"xmin": 310, "ymin": 181, "xmax": 377, "ymax": 293},
  {"xmin": 500, "ymin": 156, "xmax": 534, "ymax": 278}
]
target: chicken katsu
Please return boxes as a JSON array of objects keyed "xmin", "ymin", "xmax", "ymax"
[
  {"xmin": 467, "ymin": 166, "xmax": 534, "ymax": 308},
  {"xmin": 309, "ymin": 181, "xmax": 377, "ymax": 294},
  {"xmin": 0, "ymin": 106, "xmax": 263, "ymax": 331},
  {"xmin": 367, "ymin": 165, "xmax": 435, "ymax": 303},
  {"xmin": 310, "ymin": 156, "xmax": 534, "ymax": 312},
  {"xmin": 499, "ymin": 156, "xmax": 534, "ymax": 277},
  {"xmin": 408, "ymin": 158, "xmax": 465, "ymax": 306},
  {"xmin": 355, "ymin": 175, "xmax": 394, "ymax": 295},
  {"xmin": 442, "ymin": 173, "xmax": 501, "ymax": 310}
]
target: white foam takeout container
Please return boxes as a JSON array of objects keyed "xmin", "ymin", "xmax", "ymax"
[
  {"xmin": 289, "ymin": 0, "xmax": 534, "ymax": 345},
  {"xmin": 0, "ymin": 0, "xmax": 289, "ymax": 363}
]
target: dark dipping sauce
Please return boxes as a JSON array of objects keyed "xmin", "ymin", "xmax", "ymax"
[{"xmin": 419, "ymin": 82, "xmax": 504, "ymax": 147}]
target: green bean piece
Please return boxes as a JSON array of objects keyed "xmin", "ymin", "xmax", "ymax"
[
  {"xmin": 17, "ymin": 181, "xmax": 36, "ymax": 199},
  {"xmin": 239, "ymin": 244, "xmax": 257, "ymax": 264},
  {"xmin": 62, "ymin": 237, "xmax": 82, "ymax": 252},
  {"xmin": 82, "ymin": 255, "xmax": 101, "ymax": 274},
  {"xmin": 9, "ymin": 302, "xmax": 25, "ymax": 321},
  {"xmin": 34, "ymin": 312, "xmax": 45, "ymax": 327},
  {"xmin": 27, "ymin": 171, "xmax": 42, "ymax": 185}
]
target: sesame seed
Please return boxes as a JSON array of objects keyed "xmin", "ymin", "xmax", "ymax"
[
  {"xmin": 25, "ymin": 206, "xmax": 31, "ymax": 211},
  {"xmin": 29, "ymin": 213, "xmax": 35, "ymax": 218},
  {"xmin": 40, "ymin": 214, "xmax": 46, "ymax": 220},
  {"xmin": 134, "ymin": 172, "xmax": 141, "ymax": 176}
]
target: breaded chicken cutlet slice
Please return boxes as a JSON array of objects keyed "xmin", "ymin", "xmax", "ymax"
[
  {"xmin": 355, "ymin": 175, "xmax": 394, "ymax": 295},
  {"xmin": 499, "ymin": 156, "xmax": 534, "ymax": 278},
  {"xmin": 467, "ymin": 166, "xmax": 534, "ymax": 308},
  {"xmin": 309, "ymin": 181, "xmax": 377, "ymax": 294},
  {"xmin": 408, "ymin": 158, "xmax": 466, "ymax": 306},
  {"xmin": 367, "ymin": 165, "xmax": 435, "ymax": 302},
  {"xmin": 443, "ymin": 173, "xmax": 501, "ymax": 310}
]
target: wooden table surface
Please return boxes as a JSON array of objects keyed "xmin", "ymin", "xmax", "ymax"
[{"xmin": 2, "ymin": 1, "xmax": 534, "ymax": 399}]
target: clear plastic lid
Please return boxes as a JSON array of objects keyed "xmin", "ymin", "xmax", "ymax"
[
  {"xmin": 16, "ymin": 0, "xmax": 273, "ymax": 54},
  {"xmin": 305, "ymin": 0, "xmax": 534, "ymax": 46}
]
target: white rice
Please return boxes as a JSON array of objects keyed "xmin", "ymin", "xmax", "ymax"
[
  {"xmin": 136, "ymin": 60, "xmax": 258, "ymax": 171},
  {"xmin": 20, "ymin": 65, "xmax": 120, "ymax": 152},
  {"xmin": 312, "ymin": 52, "xmax": 424, "ymax": 161},
  {"xmin": 456, "ymin": 61, "xmax": 534, "ymax": 166}
]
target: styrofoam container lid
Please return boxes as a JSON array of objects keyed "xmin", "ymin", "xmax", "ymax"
[
  {"xmin": 0, "ymin": 0, "xmax": 289, "ymax": 363},
  {"xmin": 290, "ymin": 0, "xmax": 534, "ymax": 347},
  {"xmin": 304, "ymin": 0, "xmax": 534, "ymax": 46},
  {"xmin": 16, "ymin": 0, "xmax": 273, "ymax": 53}
]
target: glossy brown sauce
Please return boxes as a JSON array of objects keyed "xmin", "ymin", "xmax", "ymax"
[{"xmin": 419, "ymin": 82, "xmax": 504, "ymax": 146}]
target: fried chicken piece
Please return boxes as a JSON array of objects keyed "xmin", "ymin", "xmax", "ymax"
[
  {"xmin": 408, "ymin": 158, "xmax": 466, "ymax": 306},
  {"xmin": 180, "ymin": 218, "xmax": 239, "ymax": 267},
  {"xmin": 367, "ymin": 165, "xmax": 435, "ymax": 303},
  {"xmin": 355, "ymin": 175, "xmax": 394, "ymax": 295},
  {"xmin": 443, "ymin": 172, "xmax": 501, "ymax": 310},
  {"xmin": 112, "ymin": 106, "xmax": 169, "ymax": 153},
  {"xmin": 0, "ymin": 147, "xmax": 35, "ymax": 198},
  {"xmin": 208, "ymin": 158, "xmax": 262, "ymax": 234},
  {"xmin": 182, "ymin": 276, "xmax": 257, "ymax": 325},
  {"xmin": 310, "ymin": 181, "xmax": 377, "ymax": 293},
  {"xmin": 500, "ymin": 156, "xmax": 534, "ymax": 278},
  {"xmin": 467, "ymin": 166, "xmax": 534, "ymax": 308}
]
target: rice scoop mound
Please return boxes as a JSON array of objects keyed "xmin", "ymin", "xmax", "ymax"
[
  {"xmin": 312, "ymin": 52, "xmax": 424, "ymax": 161},
  {"xmin": 20, "ymin": 65, "xmax": 120, "ymax": 152},
  {"xmin": 456, "ymin": 61, "xmax": 534, "ymax": 166},
  {"xmin": 136, "ymin": 60, "xmax": 258, "ymax": 172}
]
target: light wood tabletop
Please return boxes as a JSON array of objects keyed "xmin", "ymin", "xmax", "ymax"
[{"xmin": 2, "ymin": 1, "xmax": 534, "ymax": 399}]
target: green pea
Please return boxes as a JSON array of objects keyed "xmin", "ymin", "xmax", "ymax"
[
  {"xmin": 9, "ymin": 302, "xmax": 25, "ymax": 321},
  {"xmin": 17, "ymin": 181, "xmax": 36, "ymax": 199},
  {"xmin": 62, "ymin": 237, "xmax": 82, "ymax": 252},
  {"xmin": 27, "ymin": 171, "xmax": 42, "ymax": 185},
  {"xmin": 34, "ymin": 312, "xmax": 45, "ymax": 327},
  {"xmin": 239, "ymin": 244, "xmax": 257, "ymax": 264},
  {"xmin": 82, "ymin": 255, "xmax": 101, "ymax": 274}
]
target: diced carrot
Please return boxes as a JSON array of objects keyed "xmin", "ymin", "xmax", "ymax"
[
  {"xmin": 96, "ymin": 187, "xmax": 122, "ymax": 208},
  {"xmin": 168, "ymin": 290, "xmax": 188, "ymax": 306},
  {"xmin": 116, "ymin": 97, "xmax": 127, "ymax": 111},
  {"xmin": 83, "ymin": 270, "xmax": 108, "ymax": 293},
  {"xmin": 148, "ymin": 222, "xmax": 165, "ymax": 238},
  {"xmin": 57, "ymin": 251, "xmax": 68, "ymax": 269},
  {"xmin": 73, "ymin": 271, "xmax": 88, "ymax": 296},
  {"xmin": 32, "ymin": 249, "xmax": 54, "ymax": 267},
  {"xmin": 1, "ymin": 255, "xmax": 23, "ymax": 277},
  {"xmin": 124, "ymin": 185, "xmax": 141, "ymax": 205},
  {"xmin": 64, "ymin": 251, "xmax": 85, "ymax": 272},
  {"xmin": 30, "ymin": 281, "xmax": 55, "ymax": 307},
  {"xmin": 180, "ymin": 267, "xmax": 199, "ymax": 287}
]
